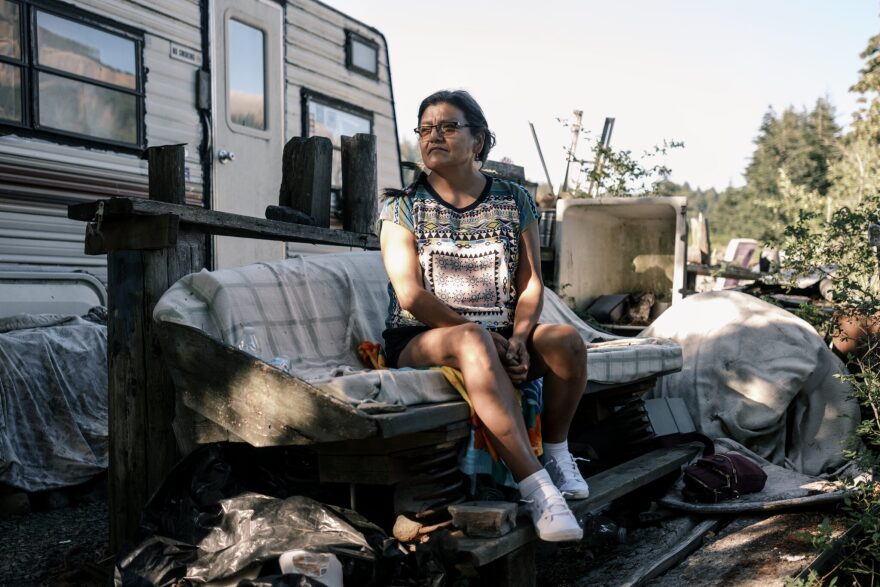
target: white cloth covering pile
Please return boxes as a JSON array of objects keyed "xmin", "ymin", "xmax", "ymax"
[
  {"xmin": 153, "ymin": 251, "xmax": 682, "ymax": 413},
  {"xmin": 642, "ymin": 291, "xmax": 861, "ymax": 476}
]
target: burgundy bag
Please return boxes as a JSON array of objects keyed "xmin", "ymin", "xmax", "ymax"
[{"xmin": 682, "ymin": 452, "xmax": 768, "ymax": 503}]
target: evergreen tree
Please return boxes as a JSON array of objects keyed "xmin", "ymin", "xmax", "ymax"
[
  {"xmin": 830, "ymin": 33, "xmax": 880, "ymax": 207},
  {"xmin": 742, "ymin": 99, "xmax": 841, "ymax": 240}
]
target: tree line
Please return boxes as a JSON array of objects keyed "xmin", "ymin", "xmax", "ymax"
[{"xmin": 660, "ymin": 32, "xmax": 880, "ymax": 252}]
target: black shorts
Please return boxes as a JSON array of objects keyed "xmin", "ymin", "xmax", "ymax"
[
  {"xmin": 382, "ymin": 326, "xmax": 430, "ymax": 368},
  {"xmin": 381, "ymin": 324, "xmax": 514, "ymax": 368}
]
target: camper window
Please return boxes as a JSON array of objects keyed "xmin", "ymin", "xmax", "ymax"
[
  {"xmin": 303, "ymin": 91, "xmax": 372, "ymax": 188},
  {"xmin": 228, "ymin": 19, "xmax": 266, "ymax": 130},
  {"xmin": 0, "ymin": 0, "xmax": 143, "ymax": 148},
  {"xmin": 0, "ymin": 0, "xmax": 23, "ymax": 123},
  {"xmin": 345, "ymin": 30, "xmax": 378, "ymax": 79}
]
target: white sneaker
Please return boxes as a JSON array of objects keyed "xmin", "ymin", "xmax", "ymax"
[
  {"xmin": 523, "ymin": 485, "xmax": 583, "ymax": 542},
  {"xmin": 544, "ymin": 452, "xmax": 590, "ymax": 499}
]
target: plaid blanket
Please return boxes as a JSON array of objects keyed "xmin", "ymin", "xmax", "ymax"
[{"xmin": 153, "ymin": 252, "xmax": 682, "ymax": 411}]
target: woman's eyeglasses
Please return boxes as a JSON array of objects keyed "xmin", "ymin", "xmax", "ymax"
[{"xmin": 414, "ymin": 121, "xmax": 477, "ymax": 138}]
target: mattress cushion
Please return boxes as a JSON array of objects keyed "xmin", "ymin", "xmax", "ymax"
[{"xmin": 153, "ymin": 251, "xmax": 682, "ymax": 405}]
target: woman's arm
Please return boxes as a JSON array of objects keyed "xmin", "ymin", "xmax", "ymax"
[
  {"xmin": 380, "ymin": 221, "xmax": 468, "ymax": 328},
  {"xmin": 505, "ymin": 222, "xmax": 544, "ymax": 381}
]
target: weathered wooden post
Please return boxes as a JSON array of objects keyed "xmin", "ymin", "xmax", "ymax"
[
  {"xmin": 105, "ymin": 144, "xmax": 206, "ymax": 550},
  {"xmin": 276, "ymin": 136, "xmax": 333, "ymax": 227},
  {"xmin": 341, "ymin": 133, "xmax": 378, "ymax": 234}
]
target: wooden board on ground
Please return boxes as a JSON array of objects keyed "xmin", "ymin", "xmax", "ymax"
[
  {"xmin": 647, "ymin": 513, "xmax": 843, "ymax": 586},
  {"xmin": 448, "ymin": 444, "xmax": 701, "ymax": 568}
]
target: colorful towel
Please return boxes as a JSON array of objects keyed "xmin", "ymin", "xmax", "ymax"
[{"xmin": 357, "ymin": 341, "xmax": 542, "ymax": 488}]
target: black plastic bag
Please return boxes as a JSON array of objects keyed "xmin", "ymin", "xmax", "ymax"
[{"xmin": 114, "ymin": 444, "xmax": 383, "ymax": 586}]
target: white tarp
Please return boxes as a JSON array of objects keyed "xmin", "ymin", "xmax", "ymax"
[{"xmin": 642, "ymin": 291, "xmax": 860, "ymax": 476}]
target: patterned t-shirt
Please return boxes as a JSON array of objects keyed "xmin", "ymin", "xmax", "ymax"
[{"xmin": 379, "ymin": 173, "xmax": 540, "ymax": 331}]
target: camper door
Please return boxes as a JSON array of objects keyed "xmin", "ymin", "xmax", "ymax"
[{"xmin": 211, "ymin": 0, "xmax": 284, "ymax": 269}]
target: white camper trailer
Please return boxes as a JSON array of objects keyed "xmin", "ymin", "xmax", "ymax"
[{"xmin": 0, "ymin": 0, "xmax": 402, "ymax": 279}]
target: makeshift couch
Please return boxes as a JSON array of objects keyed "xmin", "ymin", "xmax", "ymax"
[{"xmin": 153, "ymin": 251, "xmax": 683, "ymax": 447}]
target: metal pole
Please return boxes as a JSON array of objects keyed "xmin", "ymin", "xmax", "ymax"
[
  {"xmin": 588, "ymin": 117, "xmax": 615, "ymax": 197},
  {"xmin": 529, "ymin": 122, "xmax": 555, "ymax": 196},
  {"xmin": 560, "ymin": 109, "xmax": 583, "ymax": 194}
]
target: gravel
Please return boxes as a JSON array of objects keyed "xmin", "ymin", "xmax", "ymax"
[{"xmin": 0, "ymin": 492, "xmax": 110, "ymax": 586}]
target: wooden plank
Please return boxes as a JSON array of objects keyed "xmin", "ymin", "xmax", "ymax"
[
  {"xmin": 69, "ymin": 198, "xmax": 379, "ymax": 249},
  {"xmin": 106, "ymin": 249, "xmax": 147, "ymax": 552},
  {"xmin": 317, "ymin": 422, "xmax": 469, "ymax": 455},
  {"xmin": 449, "ymin": 502, "xmax": 518, "ymax": 538},
  {"xmin": 146, "ymin": 145, "xmax": 187, "ymax": 205},
  {"xmin": 644, "ymin": 398, "xmax": 677, "ymax": 436},
  {"xmin": 279, "ymin": 136, "xmax": 333, "ymax": 228},
  {"xmin": 265, "ymin": 205, "xmax": 316, "ymax": 225},
  {"xmin": 318, "ymin": 428, "xmax": 469, "ymax": 484},
  {"xmin": 341, "ymin": 133, "xmax": 377, "ymax": 234},
  {"xmin": 142, "ymin": 230, "xmax": 205, "ymax": 493},
  {"xmin": 84, "ymin": 214, "xmax": 179, "ymax": 255},
  {"xmin": 158, "ymin": 321, "xmax": 378, "ymax": 446},
  {"xmin": 584, "ymin": 377, "xmax": 656, "ymax": 398},
  {"xmin": 371, "ymin": 402, "xmax": 471, "ymax": 438},
  {"xmin": 451, "ymin": 445, "xmax": 701, "ymax": 567},
  {"xmin": 172, "ymin": 400, "xmax": 238, "ymax": 455},
  {"xmin": 103, "ymin": 146, "xmax": 207, "ymax": 551},
  {"xmin": 621, "ymin": 518, "xmax": 722, "ymax": 587},
  {"xmin": 476, "ymin": 542, "xmax": 536, "ymax": 587},
  {"xmin": 667, "ymin": 398, "xmax": 696, "ymax": 433},
  {"xmin": 570, "ymin": 444, "xmax": 700, "ymax": 516},
  {"xmin": 686, "ymin": 263, "xmax": 762, "ymax": 281}
]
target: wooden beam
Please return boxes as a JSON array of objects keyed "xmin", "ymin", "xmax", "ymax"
[
  {"xmin": 279, "ymin": 136, "xmax": 333, "ymax": 228},
  {"xmin": 621, "ymin": 518, "xmax": 722, "ymax": 587},
  {"xmin": 158, "ymin": 321, "xmax": 378, "ymax": 447},
  {"xmin": 476, "ymin": 543, "xmax": 536, "ymax": 587},
  {"xmin": 84, "ymin": 214, "xmax": 179, "ymax": 255},
  {"xmin": 106, "ymin": 249, "xmax": 147, "ymax": 552},
  {"xmin": 69, "ymin": 198, "xmax": 378, "ymax": 249},
  {"xmin": 146, "ymin": 144, "xmax": 187, "ymax": 205},
  {"xmin": 103, "ymin": 145, "xmax": 208, "ymax": 552},
  {"xmin": 341, "ymin": 133, "xmax": 377, "ymax": 234},
  {"xmin": 371, "ymin": 401, "xmax": 471, "ymax": 437}
]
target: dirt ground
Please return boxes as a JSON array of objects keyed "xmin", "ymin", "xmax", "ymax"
[
  {"xmin": 1, "ymin": 491, "xmax": 838, "ymax": 587},
  {"xmin": 0, "ymin": 495, "xmax": 110, "ymax": 586}
]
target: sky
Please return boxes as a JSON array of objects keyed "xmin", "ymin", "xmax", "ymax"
[{"xmin": 327, "ymin": 0, "xmax": 878, "ymax": 192}]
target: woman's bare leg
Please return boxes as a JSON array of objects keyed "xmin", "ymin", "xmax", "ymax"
[
  {"xmin": 398, "ymin": 322, "xmax": 542, "ymax": 481},
  {"xmin": 526, "ymin": 324, "xmax": 587, "ymax": 443}
]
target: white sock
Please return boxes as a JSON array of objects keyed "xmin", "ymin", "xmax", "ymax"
[
  {"xmin": 543, "ymin": 440, "xmax": 569, "ymax": 460},
  {"xmin": 518, "ymin": 468, "xmax": 554, "ymax": 497}
]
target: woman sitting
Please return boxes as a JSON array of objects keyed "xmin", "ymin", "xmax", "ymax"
[{"xmin": 379, "ymin": 90, "xmax": 588, "ymax": 542}]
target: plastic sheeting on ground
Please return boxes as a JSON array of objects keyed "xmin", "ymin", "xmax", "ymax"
[
  {"xmin": 0, "ymin": 313, "xmax": 107, "ymax": 491},
  {"xmin": 642, "ymin": 291, "xmax": 860, "ymax": 476},
  {"xmin": 114, "ymin": 444, "xmax": 438, "ymax": 587}
]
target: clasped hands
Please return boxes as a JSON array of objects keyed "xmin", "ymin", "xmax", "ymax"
[{"xmin": 489, "ymin": 331, "xmax": 529, "ymax": 385}]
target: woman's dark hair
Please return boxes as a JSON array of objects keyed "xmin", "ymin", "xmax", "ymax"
[
  {"xmin": 383, "ymin": 90, "xmax": 496, "ymax": 198},
  {"xmin": 418, "ymin": 90, "xmax": 496, "ymax": 163}
]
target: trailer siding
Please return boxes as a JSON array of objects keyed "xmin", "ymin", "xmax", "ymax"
[
  {"xmin": 0, "ymin": 0, "xmax": 402, "ymax": 278},
  {"xmin": 286, "ymin": 0, "xmax": 401, "ymax": 194},
  {"xmin": 0, "ymin": 0, "xmax": 203, "ymax": 281}
]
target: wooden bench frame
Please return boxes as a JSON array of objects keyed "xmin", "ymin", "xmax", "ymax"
[{"xmin": 68, "ymin": 145, "xmax": 692, "ymax": 585}]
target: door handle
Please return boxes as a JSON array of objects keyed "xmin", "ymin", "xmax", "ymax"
[{"xmin": 217, "ymin": 149, "xmax": 236, "ymax": 164}]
